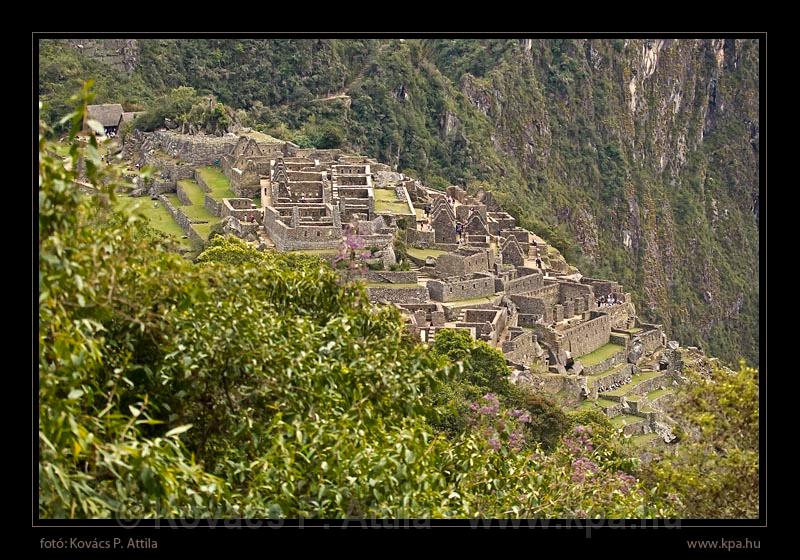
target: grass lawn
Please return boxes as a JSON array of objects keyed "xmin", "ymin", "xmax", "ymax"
[
  {"xmin": 587, "ymin": 363, "xmax": 628, "ymax": 378},
  {"xmin": 611, "ymin": 414, "xmax": 643, "ymax": 428},
  {"xmin": 114, "ymin": 196, "xmax": 185, "ymax": 239},
  {"xmin": 646, "ymin": 387, "xmax": 673, "ymax": 402},
  {"xmin": 176, "ymin": 180, "xmax": 218, "ymax": 222},
  {"xmin": 177, "ymin": 180, "xmax": 207, "ymax": 206},
  {"xmin": 198, "ymin": 166, "xmax": 236, "ymax": 200},
  {"xmin": 374, "ymin": 188, "xmax": 413, "ymax": 215},
  {"xmin": 630, "ymin": 433, "xmax": 659, "ymax": 447},
  {"xmin": 576, "ymin": 399, "xmax": 613, "ymax": 412},
  {"xmin": 578, "ymin": 343, "xmax": 625, "ymax": 367},
  {"xmin": 407, "ymin": 247, "xmax": 447, "ymax": 260},
  {"xmin": 603, "ymin": 371, "xmax": 663, "ymax": 397},
  {"xmin": 192, "ymin": 222, "xmax": 219, "ymax": 240}
]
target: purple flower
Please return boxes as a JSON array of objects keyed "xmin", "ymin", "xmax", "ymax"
[
  {"xmin": 571, "ymin": 457, "xmax": 599, "ymax": 483},
  {"xmin": 488, "ymin": 437, "xmax": 500, "ymax": 451}
]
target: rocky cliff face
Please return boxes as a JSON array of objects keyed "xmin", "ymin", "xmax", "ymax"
[
  {"xmin": 39, "ymin": 37, "xmax": 760, "ymax": 366},
  {"xmin": 65, "ymin": 39, "xmax": 140, "ymax": 73},
  {"xmin": 435, "ymin": 39, "xmax": 759, "ymax": 366}
]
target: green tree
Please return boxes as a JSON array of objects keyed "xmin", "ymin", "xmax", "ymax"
[{"xmin": 643, "ymin": 361, "xmax": 759, "ymax": 518}]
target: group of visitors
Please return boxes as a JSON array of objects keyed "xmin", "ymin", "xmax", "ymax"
[{"xmin": 597, "ymin": 294, "xmax": 618, "ymax": 307}]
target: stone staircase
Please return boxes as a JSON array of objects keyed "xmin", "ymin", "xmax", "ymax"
[
  {"xmin": 256, "ymin": 227, "xmax": 275, "ymax": 250},
  {"xmin": 427, "ymin": 326, "xmax": 444, "ymax": 344}
]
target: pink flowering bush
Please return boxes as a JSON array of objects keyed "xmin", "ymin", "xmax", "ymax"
[
  {"xmin": 334, "ymin": 225, "xmax": 368, "ymax": 273},
  {"xmin": 467, "ymin": 393, "xmax": 531, "ymax": 453}
]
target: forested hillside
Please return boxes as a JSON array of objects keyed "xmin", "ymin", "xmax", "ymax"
[{"xmin": 38, "ymin": 38, "xmax": 760, "ymax": 366}]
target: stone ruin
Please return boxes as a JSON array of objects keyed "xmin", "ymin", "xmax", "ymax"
[{"xmin": 122, "ymin": 129, "xmax": 683, "ymax": 451}]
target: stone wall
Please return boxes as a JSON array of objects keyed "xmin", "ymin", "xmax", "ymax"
[
  {"xmin": 518, "ymin": 313, "xmax": 543, "ymax": 327},
  {"xmin": 610, "ymin": 333, "xmax": 630, "ymax": 347},
  {"xmin": 602, "ymin": 302, "xmax": 636, "ymax": 329},
  {"xmin": 455, "ymin": 204, "xmax": 487, "ymax": 223},
  {"xmin": 558, "ymin": 281, "xmax": 595, "ymax": 305},
  {"xmin": 560, "ymin": 313, "xmax": 612, "ymax": 357},
  {"xmin": 263, "ymin": 207, "xmax": 341, "ymax": 251},
  {"xmin": 221, "ymin": 199, "xmax": 262, "ymax": 222},
  {"xmin": 580, "ymin": 277, "xmax": 622, "ymax": 298},
  {"xmin": 159, "ymin": 194, "xmax": 203, "ymax": 246},
  {"xmin": 427, "ymin": 273, "xmax": 495, "ymax": 303},
  {"xmin": 504, "ymin": 271, "xmax": 544, "ymax": 295},
  {"xmin": 360, "ymin": 271, "xmax": 419, "ymax": 284},
  {"xmin": 406, "ymin": 228, "xmax": 436, "ymax": 248},
  {"xmin": 524, "ymin": 283, "xmax": 560, "ymax": 306},
  {"xmin": 434, "ymin": 250, "xmax": 489, "ymax": 278},
  {"xmin": 518, "ymin": 373, "xmax": 584, "ymax": 407},
  {"xmin": 487, "ymin": 211, "xmax": 516, "ymax": 233},
  {"xmin": 502, "ymin": 330, "xmax": 543, "ymax": 368},
  {"xmin": 581, "ymin": 346, "xmax": 628, "ymax": 376},
  {"xmin": 590, "ymin": 364, "xmax": 635, "ymax": 397},
  {"xmin": 124, "ymin": 130, "xmax": 237, "ymax": 167},
  {"xmin": 510, "ymin": 294, "xmax": 552, "ymax": 322},
  {"xmin": 367, "ymin": 286, "xmax": 429, "ymax": 304},
  {"xmin": 637, "ymin": 324, "xmax": 665, "ymax": 354},
  {"xmin": 204, "ymin": 194, "xmax": 222, "ymax": 217}
]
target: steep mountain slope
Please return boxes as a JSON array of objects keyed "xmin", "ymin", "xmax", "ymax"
[{"xmin": 37, "ymin": 37, "xmax": 760, "ymax": 366}]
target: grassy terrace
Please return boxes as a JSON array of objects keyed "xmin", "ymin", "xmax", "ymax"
[
  {"xmin": 374, "ymin": 188, "xmax": 413, "ymax": 215},
  {"xmin": 587, "ymin": 362, "xmax": 628, "ymax": 379},
  {"xmin": 611, "ymin": 414, "xmax": 644, "ymax": 428},
  {"xmin": 630, "ymin": 433, "xmax": 659, "ymax": 447},
  {"xmin": 603, "ymin": 371, "xmax": 663, "ymax": 397},
  {"xmin": 175, "ymin": 180, "xmax": 221, "ymax": 240},
  {"xmin": 197, "ymin": 166, "xmax": 235, "ymax": 200},
  {"xmin": 646, "ymin": 387, "xmax": 674, "ymax": 402},
  {"xmin": 114, "ymin": 196, "xmax": 185, "ymax": 239},
  {"xmin": 578, "ymin": 343, "xmax": 625, "ymax": 367},
  {"xmin": 407, "ymin": 247, "xmax": 447, "ymax": 260},
  {"xmin": 576, "ymin": 398, "xmax": 617, "ymax": 412}
]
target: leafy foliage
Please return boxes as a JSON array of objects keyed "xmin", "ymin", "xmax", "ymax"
[{"xmin": 642, "ymin": 361, "xmax": 759, "ymax": 518}]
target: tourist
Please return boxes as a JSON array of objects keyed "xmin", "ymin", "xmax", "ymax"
[
  {"xmin": 565, "ymin": 351, "xmax": 574, "ymax": 369},
  {"xmin": 536, "ymin": 257, "xmax": 542, "ymax": 270}
]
